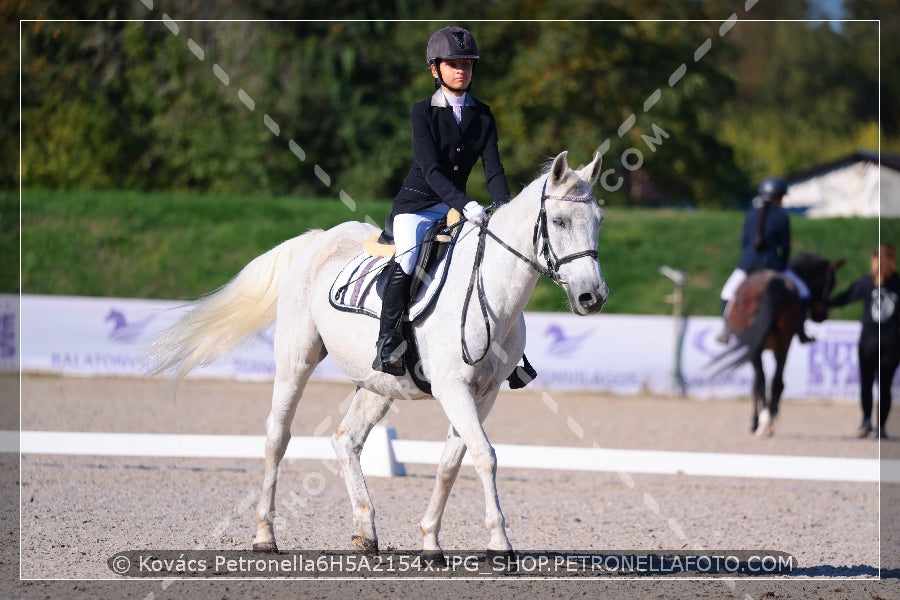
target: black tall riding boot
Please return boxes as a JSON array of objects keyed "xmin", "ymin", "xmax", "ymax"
[
  {"xmin": 797, "ymin": 297, "xmax": 815, "ymax": 344},
  {"xmin": 372, "ymin": 261, "xmax": 412, "ymax": 375}
]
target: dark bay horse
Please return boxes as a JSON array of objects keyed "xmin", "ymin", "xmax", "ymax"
[{"xmin": 713, "ymin": 253, "xmax": 843, "ymax": 436}]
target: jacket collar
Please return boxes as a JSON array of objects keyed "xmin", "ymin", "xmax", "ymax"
[{"xmin": 430, "ymin": 89, "xmax": 477, "ymax": 108}]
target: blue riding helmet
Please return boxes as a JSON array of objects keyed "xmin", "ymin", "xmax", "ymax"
[{"xmin": 758, "ymin": 176, "xmax": 788, "ymax": 201}]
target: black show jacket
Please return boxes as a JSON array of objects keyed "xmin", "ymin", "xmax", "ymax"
[{"xmin": 392, "ymin": 89, "xmax": 511, "ymax": 215}]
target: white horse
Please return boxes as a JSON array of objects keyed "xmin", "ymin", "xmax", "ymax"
[{"xmin": 147, "ymin": 150, "xmax": 608, "ymax": 562}]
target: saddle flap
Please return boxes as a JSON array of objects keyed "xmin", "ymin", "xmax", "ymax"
[
  {"xmin": 407, "ymin": 217, "xmax": 453, "ymax": 301},
  {"xmin": 331, "ymin": 220, "xmax": 462, "ymax": 323}
]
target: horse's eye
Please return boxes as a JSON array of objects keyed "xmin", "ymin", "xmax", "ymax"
[{"xmin": 552, "ymin": 217, "xmax": 567, "ymax": 229}]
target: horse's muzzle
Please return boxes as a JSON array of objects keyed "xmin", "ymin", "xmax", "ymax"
[{"xmin": 575, "ymin": 288, "xmax": 607, "ymax": 315}]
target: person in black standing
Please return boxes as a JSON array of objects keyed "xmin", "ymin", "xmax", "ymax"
[{"xmin": 829, "ymin": 243, "xmax": 900, "ymax": 438}]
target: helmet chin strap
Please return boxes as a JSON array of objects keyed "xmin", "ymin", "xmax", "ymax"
[
  {"xmin": 432, "ymin": 60, "xmax": 472, "ymax": 94},
  {"xmin": 439, "ymin": 79, "xmax": 468, "ymax": 94}
]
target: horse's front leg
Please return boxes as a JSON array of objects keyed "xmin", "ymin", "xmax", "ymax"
[
  {"xmin": 419, "ymin": 390, "xmax": 499, "ymax": 564},
  {"xmin": 767, "ymin": 350, "xmax": 788, "ymax": 435},
  {"xmin": 331, "ymin": 387, "xmax": 393, "ymax": 555},
  {"xmin": 435, "ymin": 384, "xmax": 511, "ymax": 558}
]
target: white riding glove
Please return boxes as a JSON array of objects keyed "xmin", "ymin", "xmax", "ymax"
[{"xmin": 463, "ymin": 201, "xmax": 488, "ymax": 226}]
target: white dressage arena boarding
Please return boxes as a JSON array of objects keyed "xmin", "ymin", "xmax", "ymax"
[
  {"xmin": 5, "ymin": 428, "xmax": 893, "ymax": 483},
  {"xmin": 5, "ymin": 293, "xmax": 896, "ymax": 401}
]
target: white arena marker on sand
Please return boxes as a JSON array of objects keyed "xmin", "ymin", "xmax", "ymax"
[{"xmin": 360, "ymin": 426, "xmax": 406, "ymax": 477}]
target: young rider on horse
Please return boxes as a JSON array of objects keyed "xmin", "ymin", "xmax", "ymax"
[
  {"xmin": 717, "ymin": 176, "xmax": 814, "ymax": 344},
  {"xmin": 373, "ymin": 25, "xmax": 512, "ymax": 375}
]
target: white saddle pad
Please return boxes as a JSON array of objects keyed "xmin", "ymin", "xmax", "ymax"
[{"xmin": 329, "ymin": 246, "xmax": 455, "ymax": 323}]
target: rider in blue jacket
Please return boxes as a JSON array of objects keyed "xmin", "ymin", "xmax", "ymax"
[
  {"xmin": 717, "ymin": 177, "xmax": 814, "ymax": 344},
  {"xmin": 373, "ymin": 25, "xmax": 512, "ymax": 375}
]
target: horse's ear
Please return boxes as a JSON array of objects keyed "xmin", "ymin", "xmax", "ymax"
[
  {"xmin": 832, "ymin": 258, "xmax": 846, "ymax": 271},
  {"xmin": 579, "ymin": 151, "xmax": 602, "ymax": 186},
  {"xmin": 549, "ymin": 151, "xmax": 570, "ymax": 186}
]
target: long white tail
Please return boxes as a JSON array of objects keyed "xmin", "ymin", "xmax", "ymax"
[{"xmin": 146, "ymin": 229, "xmax": 324, "ymax": 384}]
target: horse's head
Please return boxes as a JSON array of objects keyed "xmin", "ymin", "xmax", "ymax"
[
  {"xmin": 538, "ymin": 151, "xmax": 608, "ymax": 315},
  {"xmin": 790, "ymin": 253, "xmax": 845, "ymax": 323}
]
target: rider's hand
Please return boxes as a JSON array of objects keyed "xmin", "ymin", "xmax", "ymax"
[{"xmin": 463, "ymin": 201, "xmax": 488, "ymax": 226}]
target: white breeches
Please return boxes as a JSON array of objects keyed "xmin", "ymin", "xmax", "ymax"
[
  {"xmin": 393, "ymin": 204, "xmax": 451, "ymax": 275},
  {"xmin": 720, "ymin": 268, "xmax": 810, "ymax": 302}
]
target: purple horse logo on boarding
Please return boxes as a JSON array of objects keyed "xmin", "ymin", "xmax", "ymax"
[
  {"xmin": 105, "ymin": 308, "xmax": 155, "ymax": 343},
  {"xmin": 542, "ymin": 323, "xmax": 592, "ymax": 358}
]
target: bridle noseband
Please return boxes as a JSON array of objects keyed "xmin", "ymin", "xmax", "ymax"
[
  {"xmin": 479, "ymin": 178, "xmax": 599, "ymax": 286},
  {"xmin": 461, "ymin": 177, "xmax": 600, "ymax": 365},
  {"xmin": 530, "ymin": 179, "xmax": 600, "ymax": 285}
]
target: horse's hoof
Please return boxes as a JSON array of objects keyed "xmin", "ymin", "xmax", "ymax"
[
  {"xmin": 486, "ymin": 549, "xmax": 516, "ymax": 572},
  {"xmin": 754, "ymin": 424, "xmax": 774, "ymax": 438},
  {"xmin": 421, "ymin": 550, "xmax": 447, "ymax": 569},
  {"xmin": 351, "ymin": 535, "xmax": 379, "ymax": 556},
  {"xmin": 252, "ymin": 541, "xmax": 279, "ymax": 554}
]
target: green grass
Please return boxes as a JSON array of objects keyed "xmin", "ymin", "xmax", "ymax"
[
  {"xmin": 6, "ymin": 189, "xmax": 894, "ymax": 320},
  {"xmin": 10, "ymin": 189, "xmax": 394, "ymax": 301}
]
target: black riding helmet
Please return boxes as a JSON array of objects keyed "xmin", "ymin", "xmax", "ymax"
[
  {"xmin": 426, "ymin": 26, "xmax": 479, "ymax": 92},
  {"xmin": 758, "ymin": 176, "xmax": 788, "ymax": 201}
]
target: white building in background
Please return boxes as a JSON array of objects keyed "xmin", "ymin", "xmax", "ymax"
[{"xmin": 782, "ymin": 150, "xmax": 900, "ymax": 218}]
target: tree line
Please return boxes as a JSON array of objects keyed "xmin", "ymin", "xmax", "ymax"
[{"xmin": 6, "ymin": 0, "xmax": 895, "ymax": 207}]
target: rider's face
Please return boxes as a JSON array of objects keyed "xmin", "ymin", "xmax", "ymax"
[{"xmin": 431, "ymin": 59, "xmax": 474, "ymax": 95}]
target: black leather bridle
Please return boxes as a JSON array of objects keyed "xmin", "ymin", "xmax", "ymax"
[{"xmin": 461, "ymin": 178, "xmax": 600, "ymax": 365}]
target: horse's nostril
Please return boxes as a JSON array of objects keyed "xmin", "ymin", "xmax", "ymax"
[{"xmin": 578, "ymin": 292, "xmax": 594, "ymax": 306}]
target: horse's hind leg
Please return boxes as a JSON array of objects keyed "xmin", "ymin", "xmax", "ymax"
[
  {"xmin": 331, "ymin": 387, "xmax": 393, "ymax": 555},
  {"xmin": 751, "ymin": 355, "xmax": 775, "ymax": 438},
  {"xmin": 253, "ymin": 328, "xmax": 326, "ymax": 553}
]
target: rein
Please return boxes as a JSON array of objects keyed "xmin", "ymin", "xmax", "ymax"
[{"xmin": 461, "ymin": 178, "xmax": 599, "ymax": 365}]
